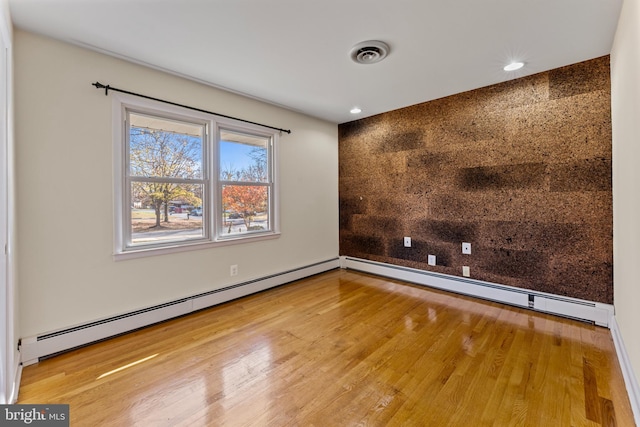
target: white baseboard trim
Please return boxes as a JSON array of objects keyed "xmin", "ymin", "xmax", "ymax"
[
  {"xmin": 21, "ymin": 258, "xmax": 340, "ymax": 365},
  {"xmin": 9, "ymin": 359, "xmax": 21, "ymax": 404},
  {"xmin": 2, "ymin": 349, "xmax": 21, "ymax": 404},
  {"xmin": 610, "ymin": 316, "xmax": 640, "ymax": 425},
  {"xmin": 341, "ymin": 256, "xmax": 614, "ymax": 327}
]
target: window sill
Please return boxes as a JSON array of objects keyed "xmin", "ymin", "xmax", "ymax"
[{"xmin": 113, "ymin": 232, "xmax": 281, "ymax": 261}]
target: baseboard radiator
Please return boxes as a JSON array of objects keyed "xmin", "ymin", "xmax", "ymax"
[
  {"xmin": 341, "ymin": 256, "xmax": 614, "ymax": 327},
  {"xmin": 20, "ymin": 258, "xmax": 340, "ymax": 365}
]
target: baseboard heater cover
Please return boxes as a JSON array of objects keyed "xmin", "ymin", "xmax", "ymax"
[
  {"xmin": 341, "ymin": 256, "xmax": 613, "ymax": 327},
  {"xmin": 21, "ymin": 258, "xmax": 340, "ymax": 365}
]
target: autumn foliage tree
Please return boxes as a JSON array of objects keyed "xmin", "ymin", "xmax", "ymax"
[
  {"xmin": 222, "ymin": 185, "xmax": 267, "ymax": 229},
  {"xmin": 130, "ymin": 126, "xmax": 202, "ymax": 228},
  {"xmin": 221, "ymin": 152, "xmax": 268, "ymax": 230}
]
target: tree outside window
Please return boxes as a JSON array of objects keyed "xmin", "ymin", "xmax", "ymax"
[
  {"xmin": 219, "ymin": 130, "xmax": 272, "ymax": 237},
  {"xmin": 127, "ymin": 112, "xmax": 206, "ymax": 246},
  {"xmin": 115, "ymin": 97, "xmax": 279, "ymax": 257}
]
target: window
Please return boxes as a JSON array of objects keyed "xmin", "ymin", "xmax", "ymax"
[
  {"xmin": 219, "ymin": 129, "xmax": 273, "ymax": 237},
  {"xmin": 127, "ymin": 112, "xmax": 207, "ymax": 247},
  {"xmin": 114, "ymin": 96, "xmax": 279, "ymax": 258}
]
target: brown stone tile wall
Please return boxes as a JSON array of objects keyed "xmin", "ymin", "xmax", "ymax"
[{"xmin": 338, "ymin": 56, "xmax": 613, "ymax": 304}]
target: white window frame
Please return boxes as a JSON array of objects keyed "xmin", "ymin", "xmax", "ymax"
[
  {"xmin": 215, "ymin": 123, "xmax": 276, "ymax": 239},
  {"xmin": 113, "ymin": 94, "xmax": 280, "ymax": 260}
]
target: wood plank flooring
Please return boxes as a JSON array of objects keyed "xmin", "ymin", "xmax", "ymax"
[{"xmin": 18, "ymin": 269, "xmax": 635, "ymax": 426}]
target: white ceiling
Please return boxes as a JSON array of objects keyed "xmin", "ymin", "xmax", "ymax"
[{"xmin": 9, "ymin": 0, "xmax": 623, "ymax": 124}]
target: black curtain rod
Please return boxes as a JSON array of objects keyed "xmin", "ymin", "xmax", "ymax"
[{"xmin": 92, "ymin": 82, "xmax": 292, "ymax": 134}]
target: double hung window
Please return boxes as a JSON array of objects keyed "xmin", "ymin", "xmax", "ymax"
[
  {"xmin": 114, "ymin": 96, "xmax": 279, "ymax": 258},
  {"xmin": 218, "ymin": 129, "xmax": 272, "ymax": 238}
]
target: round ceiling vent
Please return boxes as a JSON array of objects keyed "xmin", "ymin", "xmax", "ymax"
[{"xmin": 350, "ymin": 40, "xmax": 390, "ymax": 64}]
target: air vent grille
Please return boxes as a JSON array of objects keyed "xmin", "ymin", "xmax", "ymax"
[{"xmin": 350, "ymin": 41, "xmax": 390, "ymax": 64}]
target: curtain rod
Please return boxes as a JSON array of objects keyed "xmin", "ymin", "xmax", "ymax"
[{"xmin": 92, "ymin": 82, "xmax": 292, "ymax": 134}]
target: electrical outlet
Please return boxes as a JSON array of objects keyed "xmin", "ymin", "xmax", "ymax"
[
  {"xmin": 428, "ymin": 255, "xmax": 436, "ymax": 266},
  {"xmin": 404, "ymin": 237, "xmax": 411, "ymax": 247},
  {"xmin": 462, "ymin": 266, "xmax": 470, "ymax": 277},
  {"xmin": 230, "ymin": 264, "xmax": 238, "ymax": 276},
  {"xmin": 462, "ymin": 242, "xmax": 471, "ymax": 255}
]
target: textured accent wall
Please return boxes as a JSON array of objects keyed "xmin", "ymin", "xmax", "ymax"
[{"xmin": 339, "ymin": 56, "xmax": 613, "ymax": 304}]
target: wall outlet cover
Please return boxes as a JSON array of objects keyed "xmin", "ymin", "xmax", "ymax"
[
  {"xmin": 404, "ymin": 237, "xmax": 411, "ymax": 247},
  {"xmin": 462, "ymin": 242, "xmax": 471, "ymax": 254},
  {"xmin": 462, "ymin": 266, "xmax": 470, "ymax": 277},
  {"xmin": 428, "ymin": 255, "xmax": 436, "ymax": 266}
]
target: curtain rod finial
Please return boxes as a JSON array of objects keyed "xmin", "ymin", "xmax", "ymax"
[{"xmin": 92, "ymin": 82, "xmax": 109, "ymax": 95}]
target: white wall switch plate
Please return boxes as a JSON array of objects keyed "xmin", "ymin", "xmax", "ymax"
[
  {"xmin": 404, "ymin": 237, "xmax": 411, "ymax": 247},
  {"xmin": 428, "ymin": 255, "xmax": 436, "ymax": 266},
  {"xmin": 462, "ymin": 242, "xmax": 471, "ymax": 254},
  {"xmin": 462, "ymin": 266, "xmax": 470, "ymax": 277}
]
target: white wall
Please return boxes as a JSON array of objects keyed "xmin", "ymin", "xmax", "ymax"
[
  {"xmin": 14, "ymin": 30, "xmax": 338, "ymax": 338},
  {"xmin": 0, "ymin": 0, "xmax": 15, "ymax": 404},
  {"xmin": 611, "ymin": 0, "xmax": 640, "ymax": 397}
]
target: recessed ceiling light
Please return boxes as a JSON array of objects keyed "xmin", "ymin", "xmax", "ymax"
[
  {"xmin": 504, "ymin": 61, "xmax": 524, "ymax": 71},
  {"xmin": 350, "ymin": 107, "xmax": 362, "ymax": 114}
]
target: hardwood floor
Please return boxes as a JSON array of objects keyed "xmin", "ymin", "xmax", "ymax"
[{"xmin": 18, "ymin": 269, "xmax": 635, "ymax": 426}]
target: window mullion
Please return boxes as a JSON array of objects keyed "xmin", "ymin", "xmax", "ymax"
[
  {"xmin": 129, "ymin": 176, "xmax": 206, "ymax": 185},
  {"xmin": 218, "ymin": 180, "xmax": 270, "ymax": 187}
]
